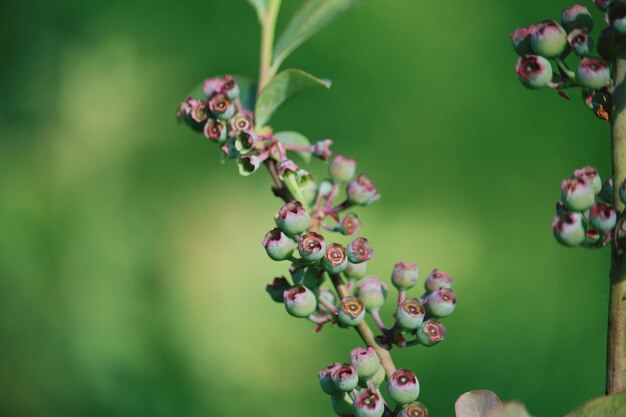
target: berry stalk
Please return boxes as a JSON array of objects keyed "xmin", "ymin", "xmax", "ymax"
[{"xmin": 608, "ymin": 37, "xmax": 626, "ymax": 394}]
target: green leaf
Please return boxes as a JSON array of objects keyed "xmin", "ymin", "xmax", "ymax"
[
  {"xmin": 246, "ymin": 0, "xmax": 267, "ymax": 20},
  {"xmin": 233, "ymin": 75, "xmax": 257, "ymax": 112},
  {"xmin": 488, "ymin": 403, "xmax": 533, "ymax": 417},
  {"xmin": 255, "ymin": 69, "xmax": 331, "ymax": 127},
  {"xmin": 455, "ymin": 391, "xmax": 502, "ymax": 417},
  {"xmin": 272, "ymin": 0, "xmax": 365, "ymax": 69},
  {"xmin": 274, "ymin": 131, "xmax": 311, "ymax": 163},
  {"xmin": 564, "ymin": 392, "xmax": 626, "ymax": 417}
]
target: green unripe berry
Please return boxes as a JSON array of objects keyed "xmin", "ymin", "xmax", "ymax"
[
  {"xmin": 275, "ymin": 201, "xmax": 311, "ymax": 236},
  {"xmin": 561, "ymin": 177, "xmax": 595, "ymax": 211},
  {"xmin": 329, "ymin": 155, "xmax": 356, "ymax": 182},
  {"xmin": 345, "ymin": 261, "xmax": 369, "ymax": 279},
  {"xmin": 338, "ymin": 296, "xmax": 365, "ymax": 326},
  {"xmin": 530, "ymin": 20, "xmax": 568, "ymax": 58},
  {"xmin": 399, "ymin": 402, "xmax": 429, "ymax": 417},
  {"xmin": 353, "ymin": 389, "xmax": 385, "ymax": 417},
  {"xmin": 426, "ymin": 287, "xmax": 457, "ymax": 318},
  {"xmin": 220, "ymin": 75, "xmax": 240, "ymax": 100},
  {"xmin": 417, "ymin": 319, "xmax": 446, "ymax": 347},
  {"xmin": 322, "ymin": 243, "xmax": 349, "ymax": 274},
  {"xmin": 204, "ymin": 118, "xmax": 228, "ymax": 142},
  {"xmin": 552, "ymin": 212, "xmax": 586, "ymax": 246},
  {"xmin": 387, "ymin": 368, "xmax": 420, "ymax": 405},
  {"xmin": 576, "ymin": 58, "xmax": 610, "ymax": 89},
  {"xmin": 266, "ymin": 276, "xmax": 290, "ymax": 303},
  {"xmin": 395, "ymin": 298, "xmax": 425, "ymax": 330},
  {"xmin": 561, "ymin": 5, "xmax": 593, "ymax": 32},
  {"xmin": 347, "ymin": 174, "xmax": 380, "ymax": 206},
  {"xmin": 296, "ymin": 169, "xmax": 318, "ymax": 207},
  {"xmin": 599, "ymin": 178, "xmax": 614, "ymax": 204},
  {"xmin": 331, "ymin": 363, "xmax": 359, "ymax": 392},
  {"xmin": 298, "ymin": 232, "xmax": 327, "ymax": 261},
  {"xmin": 319, "ymin": 362, "xmax": 342, "ymax": 395},
  {"xmin": 568, "ymin": 29, "xmax": 593, "ymax": 57},
  {"xmin": 347, "ymin": 237, "xmax": 374, "ymax": 264},
  {"xmin": 350, "ymin": 347, "xmax": 381, "ymax": 380},
  {"xmin": 425, "ymin": 269, "xmax": 452, "ymax": 293},
  {"xmin": 515, "ymin": 55, "xmax": 553, "ymax": 89},
  {"xmin": 290, "ymin": 264, "xmax": 325, "ymax": 289},
  {"xmin": 361, "ymin": 365, "xmax": 385, "ymax": 388},
  {"xmin": 511, "ymin": 28, "xmax": 532, "ymax": 56},
  {"xmin": 589, "ymin": 203, "xmax": 617, "ymax": 232},
  {"xmin": 283, "ymin": 285, "xmax": 317, "ymax": 318},
  {"xmin": 262, "ymin": 228, "xmax": 297, "ymax": 261},
  {"xmin": 391, "ymin": 261, "xmax": 419, "ymax": 290},
  {"xmin": 357, "ymin": 276, "xmax": 387, "ymax": 311},
  {"xmin": 338, "ymin": 212, "xmax": 361, "ymax": 236},
  {"xmin": 208, "ymin": 93, "xmax": 235, "ymax": 120},
  {"xmin": 331, "ymin": 392, "xmax": 354, "ymax": 416},
  {"xmin": 574, "ymin": 166, "xmax": 602, "ymax": 194}
]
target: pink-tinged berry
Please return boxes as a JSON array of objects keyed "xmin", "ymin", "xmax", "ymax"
[
  {"xmin": 204, "ymin": 118, "xmax": 228, "ymax": 142},
  {"xmin": 191, "ymin": 99, "xmax": 210, "ymax": 123},
  {"xmin": 209, "ymin": 94, "xmax": 235, "ymax": 120},
  {"xmin": 347, "ymin": 237, "xmax": 374, "ymax": 264},
  {"xmin": 417, "ymin": 319, "xmax": 446, "ymax": 347},
  {"xmin": 237, "ymin": 154, "xmax": 261, "ymax": 176},
  {"xmin": 561, "ymin": 4, "xmax": 594, "ymax": 32},
  {"xmin": 357, "ymin": 276, "xmax": 387, "ymax": 311},
  {"xmin": 530, "ymin": 20, "xmax": 568, "ymax": 57},
  {"xmin": 322, "ymin": 243, "xmax": 349, "ymax": 274},
  {"xmin": 202, "ymin": 77, "xmax": 223, "ymax": 97},
  {"xmin": 574, "ymin": 166, "xmax": 602, "ymax": 194},
  {"xmin": 266, "ymin": 276, "xmax": 291, "ymax": 303},
  {"xmin": 426, "ymin": 287, "xmax": 457, "ymax": 318},
  {"xmin": 278, "ymin": 159, "xmax": 299, "ymax": 176},
  {"xmin": 593, "ymin": 0, "xmax": 612, "ymax": 12},
  {"xmin": 331, "ymin": 393, "xmax": 354, "ymax": 416},
  {"xmin": 230, "ymin": 112, "xmax": 253, "ymax": 133},
  {"xmin": 553, "ymin": 212, "xmax": 586, "ymax": 246},
  {"xmin": 347, "ymin": 174, "xmax": 381, "ymax": 206},
  {"xmin": 284, "ymin": 285, "xmax": 317, "ymax": 318},
  {"xmin": 391, "ymin": 261, "xmax": 419, "ymax": 290},
  {"xmin": 329, "ymin": 155, "xmax": 357, "ymax": 182},
  {"xmin": 568, "ymin": 29, "xmax": 593, "ymax": 57},
  {"xmin": 561, "ymin": 177, "xmax": 595, "ymax": 211},
  {"xmin": 597, "ymin": 28, "xmax": 616, "ymax": 61},
  {"xmin": 515, "ymin": 55, "xmax": 553, "ymax": 89},
  {"xmin": 400, "ymin": 402, "xmax": 429, "ymax": 417},
  {"xmin": 395, "ymin": 298, "xmax": 425, "ymax": 330},
  {"xmin": 312, "ymin": 139, "xmax": 333, "ymax": 161},
  {"xmin": 609, "ymin": 5, "xmax": 626, "ymax": 33},
  {"xmin": 350, "ymin": 346, "xmax": 381, "ymax": 379},
  {"xmin": 220, "ymin": 75, "xmax": 240, "ymax": 99},
  {"xmin": 589, "ymin": 203, "xmax": 617, "ymax": 232},
  {"xmin": 576, "ymin": 58, "xmax": 610, "ymax": 89},
  {"xmin": 620, "ymin": 178, "xmax": 626, "ymax": 205},
  {"xmin": 319, "ymin": 362, "xmax": 342, "ymax": 395},
  {"xmin": 511, "ymin": 28, "xmax": 532, "ymax": 56},
  {"xmin": 275, "ymin": 201, "xmax": 311, "ymax": 236},
  {"xmin": 338, "ymin": 212, "xmax": 361, "ymax": 236},
  {"xmin": 331, "ymin": 363, "xmax": 359, "ymax": 392},
  {"xmin": 262, "ymin": 228, "xmax": 297, "ymax": 261},
  {"xmin": 298, "ymin": 232, "xmax": 327, "ymax": 261},
  {"xmin": 388, "ymin": 368, "xmax": 420, "ymax": 405},
  {"xmin": 345, "ymin": 261, "xmax": 369, "ymax": 279},
  {"xmin": 338, "ymin": 296, "xmax": 365, "ymax": 326},
  {"xmin": 234, "ymin": 131, "xmax": 258, "ymax": 153},
  {"xmin": 425, "ymin": 269, "xmax": 452, "ymax": 293},
  {"xmin": 353, "ymin": 389, "xmax": 385, "ymax": 417}
]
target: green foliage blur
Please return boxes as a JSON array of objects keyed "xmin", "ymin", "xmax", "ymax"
[{"xmin": 0, "ymin": 0, "xmax": 613, "ymax": 416}]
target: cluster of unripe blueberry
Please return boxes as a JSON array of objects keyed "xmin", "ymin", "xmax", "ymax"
[
  {"xmin": 318, "ymin": 347, "xmax": 426, "ymax": 417},
  {"xmin": 511, "ymin": 2, "xmax": 620, "ymax": 121},
  {"xmin": 552, "ymin": 166, "xmax": 626, "ymax": 247}
]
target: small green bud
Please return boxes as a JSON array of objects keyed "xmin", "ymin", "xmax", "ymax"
[
  {"xmin": 511, "ymin": 28, "xmax": 532, "ymax": 56},
  {"xmin": 515, "ymin": 55, "xmax": 553, "ymax": 89},
  {"xmin": 576, "ymin": 58, "xmax": 610, "ymax": 89},
  {"xmin": 275, "ymin": 201, "xmax": 311, "ymax": 236},
  {"xmin": 399, "ymin": 402, "xmax": 429, "ymax": 417},
  {"xmin": 552, "ymin": 212, "xmax": 586, "ymax": 246},
  {"xmin": 329, "ymin": 155, "xmax": 357, "ymax": 182},
  {"xmin": 338, "ymin": 212, "xmax": 361, "ymax": 236},
  {"xmin": 417, "ymin": 319, "xmax": 446, "ymax": 347},
  {"xmin": 395, "ymin": 298, "xmax": 425, "ymax": 330},
  {"xmin": 345, "ymin": 261, "xmax": 369, "ymax": 279},
  {"xmin": 338, "ymin": 296, "xmax": 365, "ymax": 326},
  {"xmin": 347, "ymin": 237, "xmax": 374, "ymax": 264},
  {"xmin": 589, "ymin": 203, "xmax": 617, "ymax": 232},
  {"xmin": 208, "ymin": 94, "xmax": 235, "ymax": 120},
  {"xmin": 319, "ymin": 362, "xmax": 342, "ymax": 395},
  {"xmin": 574, "ymin": 166, "xmax": 602, "ymax": 194},
  {"xmin": 353, "ymin": 389, "xmax": 385, "ymax": 417},
  {"xmin": 204, "ymin": 118, "xmax": 228, "ymax": 142},
  {"xmin": 283, "ymin": 285, "xmax": 317, "ymax": 318},
  {"xmin": 220, "ymin": 75, "xmax": 240, "ymax": 100},
  {"xmin": 561, "ymin": 176, "xmax": 595, "ymax": 211},
  {"xmin": 425, "ymin": 269, "xmax": 452, "ymax": 293},
  {"xmin": 331, "ymin": 363, "xmax": 359, "ymax": 392},
  {"xmin": 357, "ymin": 276, "xmax": 387, "ymax": 311},
  {"xmin": 298, "ymin": 232, "xmax": 327, "ymax": 261},
  {"xmin": 322, "ymin": 243, "xmax": 349, "ymax": 274},
  {"xmin": 561, "ymin": 4, "xmax": 593, "ymax": 32},
  {"xmin": 296, "ymin": 169, "xmax": 318, "ymax": 207},
  {"xmin": 347, "ymin": 174, "xmax": 380, "ymax": 206},
  {"xmin": 391, "ymin": 261, "xmax": 419, "ymax": 290},
  {"xmin": 262, "ymin": 228, "xmax": 297, "ymax": 261},
  {"xmin": 530, "ymin": 20, "xmax": 568, "ymax": 58},
  {"xmin": 237, "ymin": 154, "xmax": 261, "ymax": 176},
  {"xmin": 350, "ymin": 346, "xmax": 381, "ymax": 380},
  {"xmin": 426, "ymin": 287, "xmax": 457, "ymax": 318},
  {"xmin": 387, "ymin": 368, "xmax": 420, "ymax": 405},
  {"xmin": 568, "ymin": 29, "xmax": 593, "ymax": 57},
  {"xmin": 318, "ymin": 179, "xmax": 334, "ymax": 198}
]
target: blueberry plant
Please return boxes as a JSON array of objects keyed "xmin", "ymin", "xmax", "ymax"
[{"xmin": 176, "ymin": 1, "xmax": 457, "ymax": 416}]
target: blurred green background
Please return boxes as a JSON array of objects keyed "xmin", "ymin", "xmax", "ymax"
[{"xmin": 0, "ymin": 0, "xmax": 615, "ymax": 416}]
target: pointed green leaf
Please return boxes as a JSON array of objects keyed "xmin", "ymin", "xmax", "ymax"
[
  {"xmin": 273, "ymin": 0, "xmax": 365, "ymax": 68},
  {"xmin": 247, "ymin": 0, "xmax": 268, "ymax": 20},
  {"xmin": 487, "ymin": 403, "xmax": 532, "ymax": 417},
  {"xmin": 255, "ymin": 69, "xmax": 331, "ymax": 127},
  {"xmin": 274, "ymin": 131, "xmax": 311, "ymax": 163},
  {"xmin": 455, "ymin": 391, "xmax": 502, "ymax": 417},
  {"xmin": 564, "ymin": 392, "xmax": 626, "ymax": 417}
]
